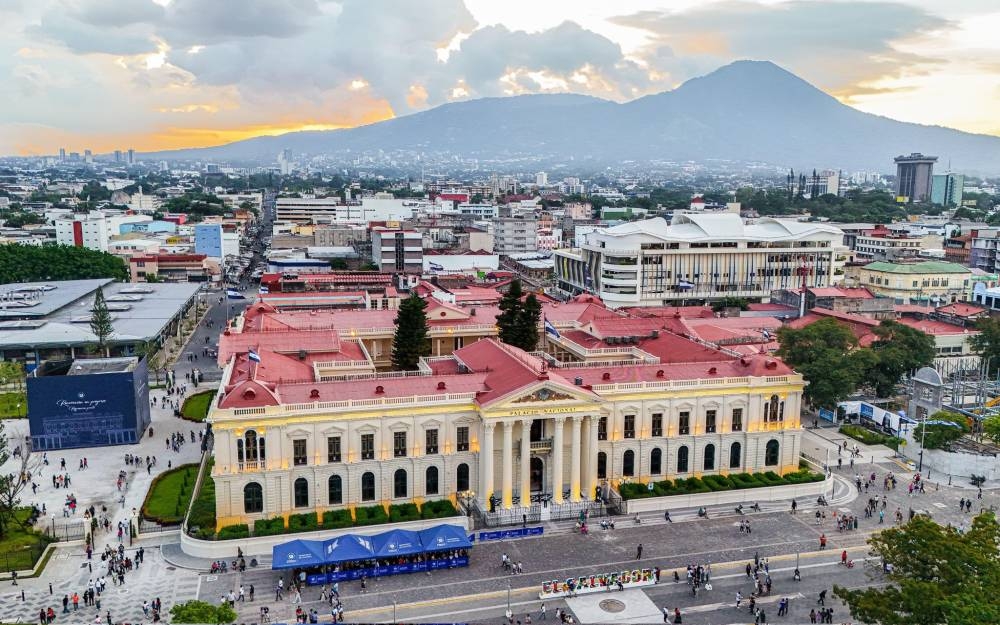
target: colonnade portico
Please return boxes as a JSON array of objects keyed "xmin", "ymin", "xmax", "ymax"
[{"xmin": 479, "ymin": 412, "xmax": 601, "ymax": 511}]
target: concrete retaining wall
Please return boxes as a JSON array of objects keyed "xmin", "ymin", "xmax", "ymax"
[
  {"xmin": 622, "ymin": 476, "xmax": 831, "ymax": 515},
  {"xmin": 178, "ymin": 515, "xmax": 470, "ymax": 559}
]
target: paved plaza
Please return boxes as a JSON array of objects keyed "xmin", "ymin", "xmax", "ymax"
[{"xmin": 3, "ymin": 387, "xmax": 998, "ymax": 625}]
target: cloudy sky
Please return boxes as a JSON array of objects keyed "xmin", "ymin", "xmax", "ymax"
[{"xmin": 3, "ymin": 0, "xmax": 999, "ymax": 155}]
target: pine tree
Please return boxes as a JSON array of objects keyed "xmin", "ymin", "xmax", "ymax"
[
  {"xmin": 518, "ymin": 293, "xmax": 542, "ymax": 352},
  {"xmin": 391, "ymin": 294, "xmax": 430, "ymax": 370},
  {"xmin": 89, "ymin": 286, "xmax": 115, "ymax": 357},
  {"xmin": 496, "ymin": 279, "xmax": 524, "ymax": 347}
]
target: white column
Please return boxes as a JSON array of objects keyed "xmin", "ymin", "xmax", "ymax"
[
  {"xmin": 570, "ymin": 416, "xmax": 582, "ymax": 502},
  {"xmin": 480, "ymin": 421, "xmax": 495, "ymax": 507},
  {"xmin": 581, "ymin": 417, "xmax": 591, "ymax": 500},
  {"xmin": 552, "ymin": 417, "xmax": 565, "ymax": 504},
  {"xmin": 502, "ymin": 421, "xmax": 514, "ymax": 509},
  {"xmin": 520, "ymin": 419, "xmax": 531, "ymax": 507},
  {"xmin": 586, "ymin": 415, "xmax": 599, "ymax": 499}
]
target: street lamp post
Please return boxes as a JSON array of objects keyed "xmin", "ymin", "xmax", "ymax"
[
  {"xmin": 507, "ymin": 580, "xmax": 511, "ymax": 613},
  {"xmin": 918, "ymin": 413, "xmax": 928, "ymax": 473},
  {"xmin": 392, "ymin": 600, "xmax": 397, "ymax": 625}
]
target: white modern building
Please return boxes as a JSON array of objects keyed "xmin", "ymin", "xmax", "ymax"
[
  {"xmin": 494, "ymin": 215, "xmax": 539, "ymax": 255},
  {"xmin": 276, "ymin": 198, "xmax": 370, "ymax": 224},
  {"xmin": 55, "ymin": 211, "xmax": 151, "ymax": 252},
  {"xmin": 554, "ymin": 214, "xmax": 846, "ymax": 308},
  {"xmin": 371, "ymin": 228, "xmax": 423, "ymax": 273}
]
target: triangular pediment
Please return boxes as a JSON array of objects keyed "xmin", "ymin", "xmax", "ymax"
[{"xmin": 486, "ymin": 379, "xmax": 601, "ymax": 410}]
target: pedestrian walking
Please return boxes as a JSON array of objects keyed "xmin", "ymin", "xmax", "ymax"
[{"xmin": 636, "ymin": 543, "xmax": 643, "ymax": 560}]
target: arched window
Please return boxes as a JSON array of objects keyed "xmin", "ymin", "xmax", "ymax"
[
  {"xmin": 677, "ymin": 446, "xmax": 689, "ymax": 473},
  {"xmin": 243, "ymin": 482, "xmax": 263, "ymax": 514},
  {"xmin": 622, "ymin": 450, "xmax": 635, "ymax": 476},
  {"xmin": 703, "ymin": 444, "xmax": 716, "ymax": 471},
  {"xmin": 768, "ymin": 395, "xmax": 780, "ymax": 422},
  {"xmin": 328, "ymin": 475, "xmax": 343, "ymax": 505},
  {"xmin": 361, "ymin": 472, "xmax": 376, "ymax": 501},
  {"xmin": 394, "ymin": 468, "xmax": 408, "ymax": 498},
  {"xmin": 244, "ymin": 430, "xmax": 263, "ymax": 462},
  {"xmin": 650, "ymin": 448, "xmax": 662, "ymax": 475},
  {"xmin": 293, "ymin": 477, "xmax": 309, "ymax": 508},
  {"xmin": 765, "ymin": 439, "xmax": 780, "ymax": 466},
  {"xmin": 729, "ymin": 442, "xmax": 742, "ymax": 469},
  {"xmin": 456, "ymin": 463, "xmax": 470, "ymax": 492},
  {"xmin": 236, "ymin": 439, "xmax": 244, "ymax": 463},
  {"xmin": 597, "ymin": 452, "xmax": 607, "ymax": 479},
  {"xmin": 425, "ymin": 466, "xmax": 439, "ymax": 496}
]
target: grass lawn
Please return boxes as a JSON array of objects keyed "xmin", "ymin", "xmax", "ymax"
[
  {"xmin": 142, "ymin": 463, "xmax": 199, "ymax": 524},
  {"xmin": 0, "ymin": 508, "xmax": 53, "ymax": 573},
  {"xmin": 0, "ymin": 391, "xmax": 27, "ymax": 419},
  {"xmin": 181, "ymin": 390, "xmax": 215, "ymax": 422}
]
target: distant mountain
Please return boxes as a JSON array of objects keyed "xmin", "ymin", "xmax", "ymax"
[{"xmin": 145, "ymin": 61, "xmax": 1000, "ymax": 173}]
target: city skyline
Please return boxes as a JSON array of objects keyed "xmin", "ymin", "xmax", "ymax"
[{"xmin": 3, "ymin": 0, "xmax": 999, "ymax": 156}]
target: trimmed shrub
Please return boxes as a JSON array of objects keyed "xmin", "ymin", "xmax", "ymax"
[
  {"xmin": 253, "ymin": 517, "xmax": 286, "ymax": 537},
  {"xmin": 839, "ymin": 424, "xmax": 901, "ymax": 450},
  {"xmin": 217, "ymin": 524, "xmax": 249, "ymax": 540},
  {"xmin": 420, "ymin": 499, "xmax": 459, "ymax": 520},
  {"xmin": 322, "ymin": 509, "xmax": 353, "ymax": 529},
  {"xmin": 617, "ymin": 470, "xmax": 825, "ymax": 500},
  {"xmin": 389, "ymin": 503, "xmax": 420, "ymax": 523},
  {"xmin": 288, "ymin": 513, "xmax": 318, "ymax": 533},
  {"xmin": 354, "ymin": 504, "xmax": 388, "ymax": 526}
]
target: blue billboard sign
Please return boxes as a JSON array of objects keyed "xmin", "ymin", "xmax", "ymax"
[{"xmin": 28, "ymin": 359, "xmax": 150, "ymax": 450}]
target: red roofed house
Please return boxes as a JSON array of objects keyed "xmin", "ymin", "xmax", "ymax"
[{"xmin": 206, "ymin": 295, "xmax": 808, "ymax": 529}]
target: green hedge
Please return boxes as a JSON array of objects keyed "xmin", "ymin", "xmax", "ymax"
[
  {"xmin": 389, "ymin": 503, "xmax": 420, "ymax": 523},
  {"xmin": 288, "ymin": 513, "xmax": 318, "ymax": 533},
  {"xmin": 253, "ymin": 517, "xmax": 287, "ymax": 536},
  {"xmin": 421, "ymin": 499, "xmax": 459, "ymax": 520},
  {"xmin": 354, "ymin": 504, "xmax": 388, "ymax": 526},
  {"xmin": 322, "ymin": 509, "xmax": 354, "ymax": 529},
  {"xmin": 839, "ymin": 424, "xmax": 902, "ymax": 450},
  {"xmin": 187, "ymin": 463, "xmax": 216, "ymax": 539},
  {"xmin": 217, "ymin": 524, "xmax": 249, "ymax": 540},
  {"xmin": 142, "ymin": 464, "xmax": 199, "ymax": 524},
  {"xmin": 619, "ymin": 469, "xmax": 826, "ymax": 500}
]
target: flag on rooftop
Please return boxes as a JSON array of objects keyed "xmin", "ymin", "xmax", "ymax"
[
  {"xmin": 248, "ymin": 349, "xmax": 261, "ymax": 363},
  {"xmin": 227, "ymin": 289, "xmax": 246, "ymax": 300}
]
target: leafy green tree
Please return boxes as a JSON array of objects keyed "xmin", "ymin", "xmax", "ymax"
[
  {"xmin": 835, "ymin": 512, "xmax": 1000, "ymax": 625},
  {"xmin": 391, "ymin": 294, "xmax": 430, "ymax": 370},
  {"xmin": 497, "ymin": 279, "xmax": 525, "ymax": 348},
  {"xmin": 0, "ymin": 244, "xmax": 128, "ymax": 281},
  {"xmin": 983, "ymin": 415, "xmax": 1000, "ymax": 446},
  {"xmin": 329, "ymin": 258, "xmax": 348, "ymax": 270},
  {"xmin": 865, "ymin": 319, "xmax": 936, "ymax": 397},
  {"xmin": 711, "ymin": 297, "xmax": 749, "ymax": 313},
  {"xmin": 776, "ymin": 318, "xmax": 876, "ymax": 409},
  {"xmin": 169, "ymin": 600, "xmax": 237, "ymax": 624},
  {"xmin": 90, "ymin": 286, "xmax": 115, "ymax": 356},
  {"xmin": 971, "ymin": 316, "xmax": 1000, "ymax": 377},
  {"xmin": 518, "ymin": 293, "xmax": 542, "ymax": 352},
  {"xmin": 913, "ymin": 411, "xmax": 967, "ymax": 450}
]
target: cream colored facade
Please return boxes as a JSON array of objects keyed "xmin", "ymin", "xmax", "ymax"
[
  {"xmin": 208, "ymin": 366, "xmax": 804, "ymax": 528},
  {"xmin": 857, "ymin": 261, "xmax": 972, "ymax": 305}
]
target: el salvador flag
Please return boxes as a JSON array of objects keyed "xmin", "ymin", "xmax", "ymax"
[
  {"xmin": 544, "ymin": 317, "xmax": 561, "ymax": 339},
  {"xmin": 248, "ymin": 349, "xmax": 261, "ymax": 363},
  {"xmin": 226, "ymin": 288, "xmax": 246, "ymax": 300},
  {"xmin": 258, "ymin": 286, "xmax": 270, "ymax": 294}
]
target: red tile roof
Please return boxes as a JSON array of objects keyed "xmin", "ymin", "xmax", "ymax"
[
  {"xmin": 896, "ymin": 318, "xmax": 978, "ymax": 336},
  {"xmin": 935, "ymin": 302, "xmax": 986, "ymax": 317}
]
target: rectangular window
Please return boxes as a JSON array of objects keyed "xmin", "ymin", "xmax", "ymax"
[
  {"xmin": 706, "ymin": 410, "xmax": 717, "ymax": 433},
  {"xmin": 651, "ymin": 413, "xmax": 663, "ymax": 437},
  {"xmin": 394, "ymin": 431, "xmax": 408, "ymax": 457},
  {"xmin": 597, "ymin": 417, "xmax": 608, "ymax": 441},
  {"xmin": 293, "ymin": 439, "xmax": 307, "ymax": 466},
  {"xmin": 623, "ymin": 414, "xmax": 636, "ymax": 439},
  {"xmin": 678, "ymin": 411, "xmax": 690, "ymax": 436},
  {"xmin": 731, "ymin": 408, "xmax": 743, "ymax": 432},
  {"xmin": 425, "ymin": 429, "xmax": 438, "ymax": 455},
  {"xmin": 456, "ymin": 426, "xmax": 469, "ymax": 452},
  {"xmin": 361, "ymin": 433, "xmax": 375, "ymax": 460},
  {"xmin": 327, "ymin": 436, "xmax": 341, "ymax": 463}
]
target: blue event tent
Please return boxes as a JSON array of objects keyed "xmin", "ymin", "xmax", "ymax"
[
  {"xmin": 323, "ymin": 534, "xmax": 376, "ymax": 563},
  {"xmin": 371, "ymin": 529, "xmax": 423, "ymax": 558},
  {"xmin": 418, "ymin": 524, "xmax": 473, "ymax": 552},
  {"xmin": 271, "ymin": 539, "xmax": 326, "ymax": 570}
]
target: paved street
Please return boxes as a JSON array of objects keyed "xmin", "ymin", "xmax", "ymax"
[{"xmin": 4, "ymin": 389, "xmax": 997, "ymax": 624}]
